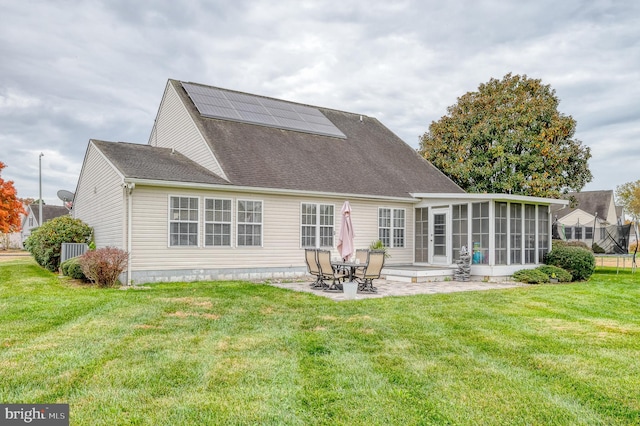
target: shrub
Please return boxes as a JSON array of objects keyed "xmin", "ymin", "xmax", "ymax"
[
  {"xmin": 545, "ymin": 246, "xmax": 595, "ymax": 281},
  {"xmin": 536, "ymin": 265, "xmax": 572, "ymax": 282},
  {"xmin": 512, "ymin": 269, "xmax": 549, "ymax": 284},
  {"xmin": 24, "ymin": 216, "xmax": 93, "ymax": 272},
  {"xmin": 552, "ymin": 239, "xmax": 591, "ymax": 251},
  {"xmin": 61, "ymin": 257, "xmax": 88, "ymax": 281},
  {"xmin": 592, "ymin": 242, "xmax": 606, "ymax": 254},
  {"xmin": 79, "ymin": 247, "xmax": 128, "ymax": 288}
]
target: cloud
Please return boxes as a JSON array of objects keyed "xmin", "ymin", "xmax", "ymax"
[{"xmin": 1, "ymin": 0, "xmax": 639, "ymax": 203}]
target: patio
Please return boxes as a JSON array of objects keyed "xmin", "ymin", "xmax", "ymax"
[{"xmin": 268, "ymin": 276, "xmax": 526, "ymax": 301}]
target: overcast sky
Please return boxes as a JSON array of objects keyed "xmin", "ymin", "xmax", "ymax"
[{"xmin": 1, "ymin": 0, "xmax": 639, "ymax": 205}]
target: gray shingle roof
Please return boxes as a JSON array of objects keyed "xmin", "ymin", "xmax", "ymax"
[
  {"xmin": 91, "ymin": 140, "xmax": 229, "ymax": 185},
  {"xmin": 553, "ymin": 190, "xmax": 615, "ymax": 221},
  {"xmin": 42, "ymin": 205, "xmax": 69, "ymax": 222},
  {"xmin": 28, "ymin": 204, "xmax": 68, "ymax": 225},
  {"xmin": 172, "ymin": 80, "xmax": 464, "ymax": 198}
]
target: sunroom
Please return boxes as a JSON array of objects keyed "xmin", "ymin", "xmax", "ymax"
[{"xmin": 410, "ymin": 193, "xmax": 569, "ymax": 280}]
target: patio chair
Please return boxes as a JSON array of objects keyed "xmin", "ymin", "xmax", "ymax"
[
  {"xmin": 355, "ymin": 249, "xmax": 369, "ymax": 264},
  {"xmin": 317, "ymin": 249, "xmax": 348, "ymax": 291},
  {"xmin": 304, "ymin": 249, "xmax": 322, "ymax": 288},
  {"xmin": 354, "ymin": 250, "xmax": 385, "ymax": 292}
]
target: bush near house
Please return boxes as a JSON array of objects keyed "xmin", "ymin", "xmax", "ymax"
[
  {"xmin": 60, "ymin": 257, "xmax": 88, "ymax": 281},
  {"xmin": 552, "ymin": 239, "xmax": 591, "ymax": 251},
  {"xmin": 79, "ymin": 247, "xmax": 128, "ymax": 288},
  {"xmin": 592, "ymin": 242, "xmax": 606, "ymax": 254},
  {"xmin": 512, "ymin": 265, "xmax": 573, "ymax": 284},
  {"xmin": 24, "ymin": 216, "xmax": 93, "ymax": 272},
  {"xmin": 512, "ymin": 269, "xmax": 549, "ymax": 284},
  {"xmin": 536, "ymin": 265, "xmax": 573, "ymax": 282},
  {"xmin": 545, "ymin": 245, "xmax": 595, "ymax": 281}
]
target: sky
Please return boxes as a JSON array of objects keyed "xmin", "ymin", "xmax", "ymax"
[{"xmin": 1, "ymin": 0, "xmax": 639, "ymax": 206}]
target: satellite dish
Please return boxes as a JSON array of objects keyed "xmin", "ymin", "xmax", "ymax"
[
  {"xmin": 57, "ymin": 190, "xmax": 75, "ymax": 203},
  {"xmin": 57, "ymin": 190, "xmax": 75, "ymax": 210}
]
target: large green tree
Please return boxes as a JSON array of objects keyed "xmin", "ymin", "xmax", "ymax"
[
  {"xmin": 616, "ymin": 179, "xmax": 640, "ymax": 222},
  {"xmin": 419, "ymin": 73, "xmax": 592, "ymax": 197}
]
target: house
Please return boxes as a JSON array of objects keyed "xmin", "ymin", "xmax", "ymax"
[
  {"xmin": 72, "ymin": 79, "xmax": 567, "ymax": 285},
  {"xmin": 21, "ymin": 204, "xmax": 69, "ymax": 243},
  {"xmin": 552, "ymin": 190, "xmax": 627, "ymax": 252}
]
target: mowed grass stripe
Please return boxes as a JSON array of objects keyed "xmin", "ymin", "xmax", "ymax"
[{"xmin": 1, "ymin": 258, "xmax": 639, "ymax": 425}]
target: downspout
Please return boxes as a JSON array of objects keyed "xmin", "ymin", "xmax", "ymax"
[
  {"xmin": 126, "ymin": 182, "xmax": 135, "ymax": 285},
  {"xmin": 592, "ymin": 211, "xmax": 598, "ymax": 250}
]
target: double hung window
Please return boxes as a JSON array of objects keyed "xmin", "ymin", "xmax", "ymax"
[
  {"xmin": 379, "ymin": 208, "xmax": 405, "ymax": 248},
  {"xmin": 301, "ymin": 203, "xmax": 334, "ymax": 248},
  {"xmin": 204, "ymin": 198, "xmax": 232, "ymax": 246},
  {"xmin": 169, "ymin": 196, "xmax": 199, "ymax": 246},
  {"xmin": 237, "ymin": 200, "xmax": 262, "ymax": 247}
]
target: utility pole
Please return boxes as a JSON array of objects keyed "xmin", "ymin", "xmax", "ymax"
[{"xmin": 39, "ymin": 152, "xmax": 44, "ymax": 226}]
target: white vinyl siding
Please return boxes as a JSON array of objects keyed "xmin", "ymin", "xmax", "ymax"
[
  {"xmin": 126, "ymin": 187, "xmax": 415, "ymax": 273},
  {"xmin": 72, "ymin": 143, "xmax": 125, "ymax": 248},
  {"xmin": 149, "ymin": 82, "xmax": 226, "ymax": 179}
]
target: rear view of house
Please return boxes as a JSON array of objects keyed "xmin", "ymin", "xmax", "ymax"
[{"xmin": 73, "ymin": 79, "xmax": 566, "ymax": 284}]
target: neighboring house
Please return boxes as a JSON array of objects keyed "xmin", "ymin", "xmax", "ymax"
[
  {"xmin": 552, "ymin": 190, "xmax": 625, "ymax": 250},
  {"xmin": 72, "ymin": 79, "xmax": 567, "ymax": 284},
  {"xmin": 21, "ymin": 204, "xmax": 69, "ymax": 243}
]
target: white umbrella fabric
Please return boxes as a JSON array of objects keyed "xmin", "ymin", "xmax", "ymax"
[{"xmin": 337, "ymin": 201, "xmax": 355, "ymax": 261}]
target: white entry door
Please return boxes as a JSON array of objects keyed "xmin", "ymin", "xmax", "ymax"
[{"xmin": 430, "ymin": 208, "xmax": 450, "ymax": 265}]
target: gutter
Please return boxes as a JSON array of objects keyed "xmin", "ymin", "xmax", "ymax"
[
  {"xmin": 122, "ymin": 178, "xmax": 418, "ymax": 203},
  {"xmin": 410, "ymin": 192, "xmax": 570, "ymax": 206}
]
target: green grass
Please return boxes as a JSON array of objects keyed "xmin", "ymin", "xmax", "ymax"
[{"xmin": 1, "ymin": 258, "xmax": 640, "ymax": 425}]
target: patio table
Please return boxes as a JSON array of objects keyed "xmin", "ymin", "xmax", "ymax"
[{"xmin": 331, "ymin": 260, "xmax": 367, "ymax": 284}]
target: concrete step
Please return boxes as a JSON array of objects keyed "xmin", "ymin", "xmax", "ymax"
[{"xmin": 382, "ymin": 265, "xmax": 456, "ymax": 283}]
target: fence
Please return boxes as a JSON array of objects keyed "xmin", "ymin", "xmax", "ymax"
[
  {"xmin": 594, "ymin": 254, "xmax": 637, "ymax": 274},
  {"xmin": 60, "ymin": 243, "xmax": 89, "ymax": 264}
]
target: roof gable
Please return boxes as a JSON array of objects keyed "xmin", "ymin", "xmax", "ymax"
[
  {"xmin": 553, "ymin": 190, "xmax": 617, "ymax": 223},
  {"xmin": 170, "ymin": 80, "xmax": 463, "ymax": 198}
]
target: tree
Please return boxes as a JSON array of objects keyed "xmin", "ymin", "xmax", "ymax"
[
  {"xmin": 616, "ymin": 180, "xmax": 640, "ymax": 222},
  {"xmin": 419, "ymin": 73, "xmax": 592, "ymax": 198},
  {"xmin": 0, "ymin": 161, "xmax": 26, "ymax": 236}
]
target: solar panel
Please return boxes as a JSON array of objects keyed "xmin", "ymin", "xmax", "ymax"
[{"xmin": 182, "ymin": 82, "xmax": 346, "ymax": 139}]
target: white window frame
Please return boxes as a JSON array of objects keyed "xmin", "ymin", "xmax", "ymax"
[
  {"xmin": 300, "ymin": 203, "xmax": 335, "ymax": 248},
  {"xmin": 204, "ymin": 197, "xmax": 233, "ymax": 247},
  {"xmin": 378, "ymin": 207, "xmax": 406, "ymax": 248},
  {"xmin": 168, "ymin": 195, "xmax": 199, "ymax": 247},
  {"xmin": 237, "ymin": 199, "xmax": 263, "ymax": 247}
]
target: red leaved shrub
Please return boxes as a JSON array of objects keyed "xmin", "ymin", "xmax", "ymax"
[{"xmin": 79, "ymin": 247, "xmax": 128, "ymax": 287}]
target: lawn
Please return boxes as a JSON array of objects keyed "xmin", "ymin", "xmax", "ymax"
[{"xmin": 1, "ymin": 257, "xmax": 639, "ymax": 425}]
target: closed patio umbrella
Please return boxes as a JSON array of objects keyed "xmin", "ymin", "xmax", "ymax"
[{"xmin": 337, "ymin": 201, "xmax": 355, "ymax": 261}]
